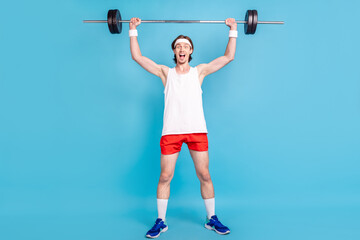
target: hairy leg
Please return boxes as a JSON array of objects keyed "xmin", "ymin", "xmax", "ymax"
[
  {"xmin": 189, "ymin": 150, "xmax": 214, "ymax": 199},
  {"xmin": 157, "ymin": 152, "xmax": 180, "ymax": 199}
]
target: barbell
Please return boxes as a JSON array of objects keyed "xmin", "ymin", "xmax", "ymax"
[{"xmin": 83, "ymin": 9, "xmax": 284, "ymax": 35}]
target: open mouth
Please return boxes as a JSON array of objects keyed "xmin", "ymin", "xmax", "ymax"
[{"xmin": 179, "ymin": 54, "xmax": 185, "ymax": 60}]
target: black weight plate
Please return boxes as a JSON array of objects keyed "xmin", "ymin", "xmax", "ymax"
[
  {"xmin": 111, "ymin": 10, "xmax": 117, "ymax": 33},
  {"xmin": 249, "ymin": 10, "xmax": 254, "ymax": 34},
  {"xmin": 110, "ymin": 9, "xmax": 117, "ymax": 34},
  {"xmin": 115, "ymin": 9, "xmax": 122, "ymax": 34},
  {"xmin": 111, "ymin": 9, "xmax": 118, "ymax": 34},
  {"xmin": 244, "ymin": 10, "xmax": 249, "ymax": 34},
  {"xmin": 112, "ymin": 9, "xmax": 120, "ymax": 34},
  {"xmin": 244, "ymin": 10, "xmax": 253, "ymax": 35},
  {"xmin": 251, "ymin": 10, "xmax": 258, "ymax": 34},
  {"xmin": 107, "ymin": 10, "xmax": 115, "ymax": 34}
]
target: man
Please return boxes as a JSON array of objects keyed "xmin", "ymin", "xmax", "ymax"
[{"xmin": 129, "ymin": 16, "xmax": 237, "ymax": 238}]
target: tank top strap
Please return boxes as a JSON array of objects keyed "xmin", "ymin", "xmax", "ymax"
[
  {"xmin": 164, "ymin": 67, "xmax": 174, "ymax": 93},
  {"xmin": 191, "ymin": 66, "xmax": 202, "ymax": 93},
  {"xmin": 191, "ymin": 66, "xmax": 198, "ymax": 78}
]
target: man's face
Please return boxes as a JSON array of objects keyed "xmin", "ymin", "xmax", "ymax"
[{"xmin": 173, "ymin": 42, "xmax": 193, "ymax": 64}]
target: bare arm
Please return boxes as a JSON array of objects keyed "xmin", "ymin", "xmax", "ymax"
[
  {"xmin": 197, "ymin": 18, "xmax": 237, "ymax": 78},
  {"xmin": 129, "ymin": 18, "xmax": 168, "ymax": 79}
]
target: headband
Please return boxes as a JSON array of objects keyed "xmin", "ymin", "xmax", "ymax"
[{"xmin": 174, "ymin": 39, "xmax": 192, "ymax": 49}]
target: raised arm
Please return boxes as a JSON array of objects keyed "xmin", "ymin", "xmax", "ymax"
[
  {"xmin": 197, "ymin": 18, "xmax": 237, "ymax": 79},
  {"xmin": 129, "ymin": 18, "xmax": 168, "ymax": 81}
]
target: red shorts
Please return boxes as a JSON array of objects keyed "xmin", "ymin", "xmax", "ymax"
[{"xmin": 160, "ymin": 133, "xmax": 208, "ymax": 155}]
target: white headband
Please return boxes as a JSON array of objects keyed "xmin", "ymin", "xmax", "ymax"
[{"xmin": 174, "ymin": 39, "xmax": 192, "ymax": 49}]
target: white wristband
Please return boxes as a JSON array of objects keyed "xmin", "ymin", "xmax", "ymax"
[
  {"xmin": 229, "ymin": 30, "xmax": 238, "ymax": 38},
  {"xmin": 129, "ymin": 29, "xmax": 138, "ymax": 37}
]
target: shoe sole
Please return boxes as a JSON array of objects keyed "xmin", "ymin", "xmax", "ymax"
[
  {"xmin": 204, "ymin": 224, "xmax": 230, "ymax": 235},
  {"xmin": 146, "ymin": 226, "xmax": 168, "ymax": 238}
]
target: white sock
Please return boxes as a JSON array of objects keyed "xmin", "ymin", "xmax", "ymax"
[
  {"xmin": 157, "ymin": 198, "xmax": 168, "ymax": 221},
  {"xmin": 204, "ymin": 198, "xmax": 215, "ymax": 219}
]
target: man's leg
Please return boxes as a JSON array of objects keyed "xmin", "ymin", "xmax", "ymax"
[
  {"xmin": 189, "ymin": 150, "xmax": 214, "ymax": 199},
  {"xmin": 189, "ymin": 149, "xmax": 230, "ymax": 235},
  {"xmin": 157, "ymin": 152, "xmax": 180, "ymax": 198},
  {"xmin": 146, "ymin": 152, "xmax": 180, "ymax": 238},
  {"xmin": 189, "ymin": 149, "xmax": 215, "ymax": 218},
  {"xmin": 156, "ymin": 152, "xmax": 180, "ymax": 219}
]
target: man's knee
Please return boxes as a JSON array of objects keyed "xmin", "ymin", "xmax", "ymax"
[
  {"xmin": 159, "ymin": 172, "xmax": 174, "ymax": 183},
  {"xmin": 197, "ymin": 170, "xmax": 211, "ymax": 182}
]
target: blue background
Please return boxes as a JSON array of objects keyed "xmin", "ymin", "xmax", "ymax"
[{"xmin": 1, "ymin": 0, "xmax": 359, "ymax": 239}]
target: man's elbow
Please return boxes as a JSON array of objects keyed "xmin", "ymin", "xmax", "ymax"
[
  {"xmin": 224, "ymin": 53, "xmax": 235, "ymax": 62},
  {"xmin": 132, "ymin": 55, "xmax": 141, "ymax": 62},
  {"xmin": 131, "ymin": 55, "xmax": 138, "ymax": 61}
]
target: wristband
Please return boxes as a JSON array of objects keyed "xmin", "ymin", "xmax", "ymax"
[
  {"xmin": 229, "ymin": 30, "xmax": 238, "ymax": 38},
  {"xmin": 129, "ymin": 29, "xmax": 138, "ymax": 37}
]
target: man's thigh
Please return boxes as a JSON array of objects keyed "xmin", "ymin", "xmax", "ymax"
[
  {"xmin": 160, "ymin": 152, "xmax": 180, "ymax": 174},
  {"xmin": 189, "ymin": 149, "xmax": 209, "ymax": 173}
]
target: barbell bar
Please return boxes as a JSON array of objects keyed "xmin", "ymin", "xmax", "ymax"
[{"xmin": 83, "ymin": 9, "xmax": 284, "ymax": 35}]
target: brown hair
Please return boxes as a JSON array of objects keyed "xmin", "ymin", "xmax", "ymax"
[{"xmin": 171, "ymin": 35, "xmax": 194, "ymax": 64}]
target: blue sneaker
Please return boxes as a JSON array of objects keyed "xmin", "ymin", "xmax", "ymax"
[
  {"xmin": 145, "ymin": 218, "xmax": 168, "ymax": 238},
  {"xmin": 205, "ymin": 215, "xmax": 230, "ymax": 235}
]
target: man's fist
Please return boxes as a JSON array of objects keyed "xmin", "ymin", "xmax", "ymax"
[
  {"xmin": 130, "ymin": 17, "xmax": 141, "ymax": 30},
  {"xmin": 225, "ymin": 18, "xmax": 237, "ymax": 30}
]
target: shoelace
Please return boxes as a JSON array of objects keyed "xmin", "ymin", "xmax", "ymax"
[
  {"xmin": 210, "ymin": 217, "xmax": 226, "ymax": 229},
  {"xmin": 150, "ymin": 220, "xmax": 163, "ymax": 232}
]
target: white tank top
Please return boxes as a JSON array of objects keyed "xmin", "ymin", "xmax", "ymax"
[{"xmin": 162, "ymin": 66, "xmax": 208, "ymax": 136}]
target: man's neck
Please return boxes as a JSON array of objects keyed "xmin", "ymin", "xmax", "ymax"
[{"xmin": 175, "ymin": 63, "xmax": 190, "ymax": 72}]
